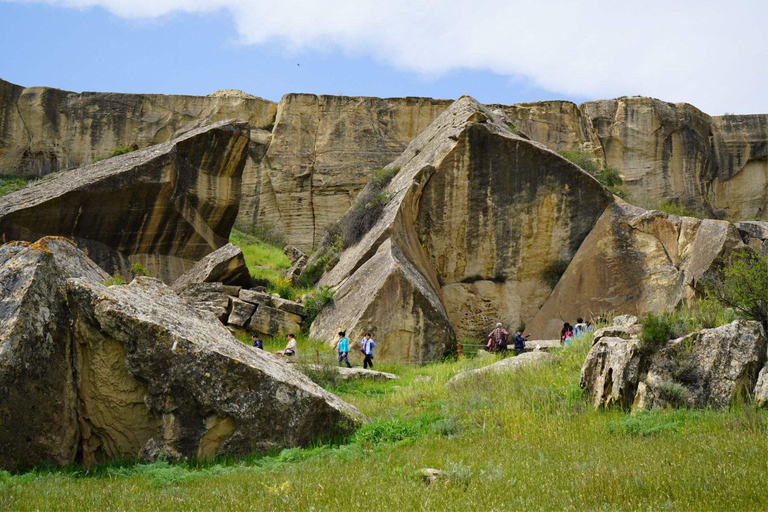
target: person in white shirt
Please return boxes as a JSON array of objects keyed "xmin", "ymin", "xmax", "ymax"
[{"xmin": 277, "ymin": 333, "xmax": 298, "ymax": 358}]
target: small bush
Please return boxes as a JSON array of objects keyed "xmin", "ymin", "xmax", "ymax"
[
  {"xmin": 559, "ymin": 149, "xmax": 624, "ymax": 195},
  {"xmin": 639, "ymin": 312, "xmax": 674, "ymax": 356},
  {"xmin": 704, "ymin": 249, "xmax": 768, "ymax": 328},
  {"xmin": 110, "ymin": 146, "xmax": 135, "ymax": 157},
  {"xmin": 105, "ymin": 273, "xmax": 126, "ymax": 286},
  {"xmin": 262, "ymin": 112, "xmax": 277, "ymax": 132},
  {"xmin": 0, "ymin": 175, "xmax": 33, "ymax": 196},
  {"xmin": 268, "ymin": 275, "xmax": 294, "ymax": 299},
  {"xmin": 341, "ymin": 165, "xmax": 401, "ymax": 248},
  {"xmin": 541, "ymin": 259, "xmax": 570, "ymax": 288},
  {"xmin": 352, "ymin": 418, "xmax": 427, "ymax": 445},
  {"xmin": 655, "ymin": 201, "xmax": 699, "ymax": 218},
  {"xmin": 659, "ymin": 381, "xmax": 689, "ymax": 408},
  {"xmin": 301, "ymin": 286, "xmax": 335, "ymax": 330},
  {"xmin": 130, "ymin": 262, "xmax": 149, "ymax": 277}
]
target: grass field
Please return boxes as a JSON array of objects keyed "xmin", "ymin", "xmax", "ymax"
[{"xmin": 3, "ymin": 332, "xmax": 768, "ymax": 511}]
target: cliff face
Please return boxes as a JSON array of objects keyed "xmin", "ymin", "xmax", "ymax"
[{"xmin": 4, "ymin": 78, "xmax": 768, "ymax": 251}]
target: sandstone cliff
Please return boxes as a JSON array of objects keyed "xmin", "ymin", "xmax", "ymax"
[
  {"xmin": 0, "ymin": 120, "xmax": 250, "ymax": 282},
  {"xmin": 310, "ymin": 97, "xmax": 612, "ymax": 359}
]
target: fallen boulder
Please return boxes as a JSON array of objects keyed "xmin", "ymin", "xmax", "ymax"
[
  {"xmin": 171, "ymin": 243, "xmax": 251, "ymax": 291},
  {"xmin": 447, "ymin": 351, "xmax": 552, "ymax": 387},
  {"xmin": 0, "ymin": 237, "xmax": 361, "ymax": 470},
  {"xmin": 0, "ymin": 121, "xmax": 250, "ymax": 283},
  {"xmin": 176, "ymin": 282, "xmax": 231, "ymax": 323}
]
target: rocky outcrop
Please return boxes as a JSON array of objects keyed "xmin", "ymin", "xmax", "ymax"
[
  {"xmin": 0, "ymin": 237, "xmax": 360, "ymax": 470},
  {"xmin": 0, "ymin": 120, "xmax": 250, "ymax": 283},
  {"xmin": 312, "ymin": 96, "xmax": 612, "ymax": 361},
  {"xmin": 530, "ymin": 200, "xmax": 745, "ymax": 339},
  {"xmin": 581, "ymin": 319, "xmax": 767, "ymax": 411},
  {"xmin": 633, "ymin": 321, "xmax": 766, "ymax": 410},
  {"xmin": 172, "ymin": 243, "xmax": 251, "ymax": 291},
  {"xmin": 447, "ymin": 351, "xmax": 552, "ymax": 387}
]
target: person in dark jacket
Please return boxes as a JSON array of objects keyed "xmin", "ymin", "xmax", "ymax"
[
  {"xmin": 252, "ymin": 335, "xmax": 263, "ymax": 350},
  {"xmin": 513, "ymin": 329, "xmax": 528, "ymax": 356}
]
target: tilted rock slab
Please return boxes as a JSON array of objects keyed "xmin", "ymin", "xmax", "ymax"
[
  {"xmin": 313, "ymin": 96, "xmax": 612, "ymax": 361},
  {"xmin": 580, "ymin": 337, "xmax": 643, "ymax": 409},
  {"xmin": 447, "ymin": 351, "xmax": 552, "ymax": 387},
  {"xmin": 0, "ymin": 237, "xmax": 360, "ymax": 470},
  {"xmin": 172, "ymin": 243, "xmax": 252, "ymax": 291},
  {"xmin": 530, "ymin": 200, "xmax": 745, "ymax": 338},
  {"xmin": 0, "ymin": 120, "xmax": 250, "ymax": 283}
]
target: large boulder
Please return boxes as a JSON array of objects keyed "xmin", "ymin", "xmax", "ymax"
[
  {"xmin": 313, "ymin": 96, "xmax": 612, "ymax": 361},
  {"xmin": 580, "ymin": 320, "xmax": 767, "ymax": 411},
  {"xmin": 0, "ymin": 120, "xmax": 251, "ymax": 283},
  {"xmin": 530, "ymin": 201, "xmax": 745, "ymax": 339},
  {"xmin": 171, "ymin": 243, "xmax": 251, "ymax": 291},
  {"xmin": 633, "ymin": 320, "xmax": 766, "ymax": 410},
  {"xmin": 0, "ymin": 237, "xmax": 108, "ymax": 471},
  {"xmin": 0, "ymin": 237, "xmax": 361, "ymax": 470}
]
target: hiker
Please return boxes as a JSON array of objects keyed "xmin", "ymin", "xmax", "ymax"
[
  {"xmin": 360, "ymin": 333, "xmax": 376, "ymax": 369},
  {"xmin": 335, "ymin": 331, "xmax": 352, "ymax": 368},
  {"xmin": 561, "ymin": 323, "xmax": 574, "ymax": 347},
  {"xmin": 573, "ymin": 317, "xmax": 589, "ymax": 338},
  {"xmin": 513, "ymin": 328, "xmax": 529, "ymax": 356},
  {"xmin": 277, "ymin": 333, "xmax": 297, "ymax": 358},
  {"xmin": 487, "ymin": 323, "xmax": 509, "ymax": 353},
  {"xmin": 251, "ymin": 334, "xmax": 263, "ymax": 350}
]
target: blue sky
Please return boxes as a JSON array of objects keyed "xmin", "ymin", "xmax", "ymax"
[{"xmin": 2, "ymin": 1, "xmax": 767, "ymax": 114}]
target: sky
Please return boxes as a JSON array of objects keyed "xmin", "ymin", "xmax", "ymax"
[{"xmin": 1, "ymin": 0, "xmax": 766, "ymax": 115}]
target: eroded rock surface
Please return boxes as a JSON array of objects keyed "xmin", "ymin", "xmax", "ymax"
[
  {"xmin": 172, "ymin": 243, "xmax": 251, "ymax": 291},
  {"xmin": 580, "ymin": 337, "xmax": 642, "ymax": 409},
  {"xmin": 447, "ymin": 351, "xmax": 552, "ymax": 387},
  {"xmin": 0, "ymin": 120, "xmax": 251, "ymax": 282},
  {"xmin": 0, "ymin": 237, "xmax": 360, "ymax": 470}
]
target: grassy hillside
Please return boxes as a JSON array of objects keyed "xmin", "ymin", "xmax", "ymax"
[{"xmin": 3, "ymin": 333, "xmax": 767, "ymax": 510}]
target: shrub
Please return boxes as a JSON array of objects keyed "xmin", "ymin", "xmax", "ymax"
[
  {"xmin": 655, "ymin": 201, "xmax": 699, "ymax": 218},
  {"xmin": 0, "ymin": 175, "xmax": 33, "ymax": 196},
  {"xmin": 639, "ymin": 312, "xmax": 674, "ymax": 356},
  {"xmin": 541, "ymin": 259, "xmax": 570, "ymax": 288},
  {"xmin": 301, "ymin": 286, "xmax": 335, "ymax": 330},
  {"xmin": 105, "ymin": 273, "xmax": 126, "ymax": 286},
  {"xmin": 110, "ymin": 146, "xmax": 135, "ymax": 157},
  {"xmin": 268, "ymin": 275, "xmax": 294, "ymax": 300},
  {"xmin": 341, "ymin": 165, "xmax": 401, "ymax": 248},
  {"xmin": 659, "ymin": 381, "xmax": 689, "ymax": 408},
  {"xmin": 130, "ymin": 262, "xmax": 149, "ymax": 277},
  {"xmin": 559, "ymin": 149, "xmax": 624, "ymax": 195},
  {"xmin": 704, "ymin": 249, "xmax": 768, "ymax": 328},
  {"xmin": 262, "ymin": 112, "xmax": 277, "ymax": 132}
]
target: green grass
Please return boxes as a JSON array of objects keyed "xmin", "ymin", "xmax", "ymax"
[
  {"xmin": 0, "ymin": 175, "xmax": 34, "ymax": 196},
  {"xmin": 4, "ymin": 333, "xmax": 768, "ymax": 510}
]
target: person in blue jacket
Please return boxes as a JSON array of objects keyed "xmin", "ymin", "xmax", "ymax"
[{"xmin": 336, "ymin": 331, "xmax": 352, "ymax": 368}]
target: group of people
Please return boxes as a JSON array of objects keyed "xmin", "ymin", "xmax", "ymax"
[
  {"xmin": 560, "ymin": 317, "xmax": 590, "ymax": 347},
  {"xmin": 251, "ymin": 331, "xmax": 377, "ymax": 369},
  {"xmin": 334, "ymin": 331, "xmax": 376, "ymax": 369},
  {"xmin": 486, "ymin": 323, "xmax": 530, "ymax": 356}
]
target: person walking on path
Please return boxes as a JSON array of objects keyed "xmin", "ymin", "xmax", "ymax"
[
  {"xmin": 513, "ymin": 328, "xmax": 529, "ymax": 356},
  {"xmin": 360, "ymin": 333, "xmax": 376, "ymax": 369},
  {"xmin": 487, "ymin": 323, "xmax": 509, "ymax": 353},
  {"xmin": 335, "ymin": 331, "xmax": 352, "ymax": 368},
  {"xmin": 573, "ymin": 317, "xmax": 589, "ymax": 338},
  {"xmin": 561, "ymin": 323, "xmax": 574, "ymax": 347},
  {"xmin": 251, "ymin": 334, "xmax": 263, "ymax": 350}
]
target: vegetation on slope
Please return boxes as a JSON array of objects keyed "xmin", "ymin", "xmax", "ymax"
[
  {"xmin": 0, "ymin": 175, "xmax": 33, "ymax": 196},
  {"xmin": 559, "ymin": 149, "xmax": 624, "ymax": 196}
]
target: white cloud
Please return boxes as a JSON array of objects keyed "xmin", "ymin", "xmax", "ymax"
[{"xmin": 10, "ymin": 0, "xmax": 768, "ymax": 113}]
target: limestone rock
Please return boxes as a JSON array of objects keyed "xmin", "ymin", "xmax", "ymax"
[
  {"xmin": 284, "ymin": 245, "xmax": 306, "ymax": 265},
  {"xmin": 172, "ymin": 243, "xmax": 251, "ymax": 291},
  {"xmin": 227, "ymin": 298, "xmax": 257, "ymax": 327},
  {"xmin": 580, "ymin": 337, "xmax": 643, "ymax": 409},
  {"xmin": 302, "ymin": 365, "xmax": 399, "ymax": 382},
  {"xmin": 633, "ymin": 320, "xmax": 766, "ymax": 410},
  {"xmin": 755, "ymin": 367, "xmax": 768, "ymax": 408},
  {"xmin": 314, "ymin": 96, "xmax": 612, "ymax": 360},
  {"xmin": 283, "ymin": 254, "xmax": 308, "ymax": 285},
  {"xmin": 613, "ymin": 315, "xmax": 639, "ymax": 329},
  {"xmin": 239, "ymin": 288, "xmax": 273, "ymax": 306},
  {"xmin": 420, "ymin": 468, "xmax": 445, "ymax": 484},
  {"xmin": 530, "ymin": 200, "xmax": 745, "ymax": 339},
  {"xmin": 592, "ymin": 326, "xmax": 638, "ymax": 345},
  {"xmin": 0, "ymin": 236, "xmax": 361, "ymax": 470},
  {"xmin": 273, "ymin": 297, "xmax": 305, "ymax": 316},
  {"xmin": 176, "ymin": 282, "xmax": 231, "ymax": 323},
  {"xmin": 447, "ymin": 351, "xmax": 552, "ymax": 387},
  {"xmin": 735, "ymin": 221, "xmax": 768, "ymax": 255},
  {"xmin": 0, "ymin": 120, "xmax": 251, "ymax": 283},
  {"xmin": 248, "ymin": 304, "xmax": 303, "ymax": 337},
  {"xmin": 0, "ymin": 237, "xmax": 108, "ymax": 471}
]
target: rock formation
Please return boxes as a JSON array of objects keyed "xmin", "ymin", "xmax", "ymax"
[
  {"xmin": 0, "ymin": 237, "xmax": 360, "ymax": 471},
  {"xmin": 172, "ymin": 243, "xmax": 251, "ymax": 291},
  {"xmin": 581, "ymin": 318, "xmax": 767, "ymax": 411},
  {"xmin": 447, "ymin": 351, "xmax": 552, "ymax": 387},
  {"xmin": 0, "ymin": 120, "xmax": 250, "ymax": 282},
  {"xmin": 311, "ymin": 97, "xmax": 613, "ymax": 361},
  {"xmin": 529, "ymin": 200, "xmax": 745, "ymax": 338}
]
